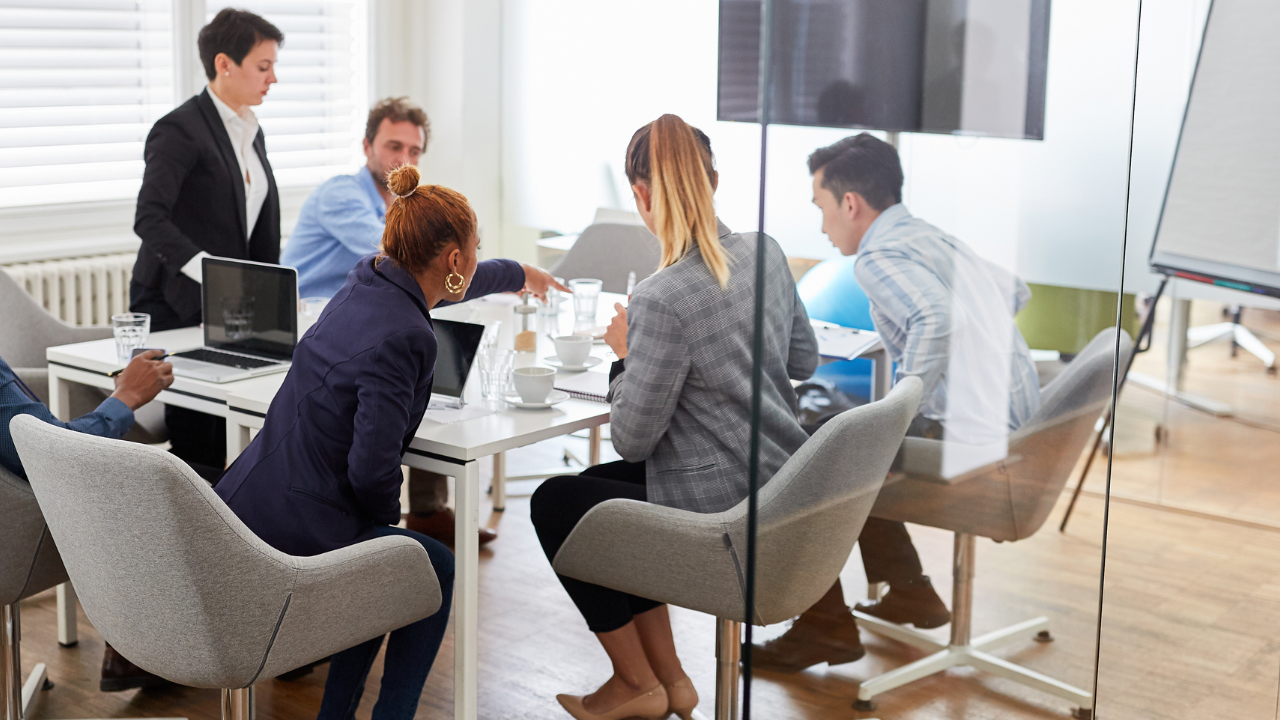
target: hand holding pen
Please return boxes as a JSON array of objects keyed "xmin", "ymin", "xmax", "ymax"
[{"xmin": 109, "ymin": 350, "xmax": 175, "ymax": 410}]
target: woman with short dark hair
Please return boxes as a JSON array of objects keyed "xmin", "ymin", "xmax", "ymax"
[{"xmin": 130, "ymin": 8, "xmax": 284, "ymax": 480}]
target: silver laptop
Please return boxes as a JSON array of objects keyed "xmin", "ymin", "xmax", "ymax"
[
  {"xmin": 427, "ymin": 319, "xmax": 486, "ymax": 409},
  {"xmin": 168, "ymin": 257, "xmax": 298, "ymax": 383}
]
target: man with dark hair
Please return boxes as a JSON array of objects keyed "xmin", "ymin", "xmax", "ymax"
[
  {"xmin": 281, "ymin": 98, "xmax": 495, "ymax": 549},
  {"xmin": 752, "ymin": 132, "xmax": 1041, "ymax": 671}
]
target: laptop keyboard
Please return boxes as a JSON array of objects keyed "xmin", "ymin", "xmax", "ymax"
[{"xmin": 173, "ymin": 348, "xmax": 281, "ymax": 370}]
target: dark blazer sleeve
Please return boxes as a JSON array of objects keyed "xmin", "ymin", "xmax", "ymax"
[
  {"xmin": 346, "ymin": 327, "xmax": 434, "ymax": 525},
  {"xmin": 134, "ymin": 117, "xmax": 206, "ymax": 276}
]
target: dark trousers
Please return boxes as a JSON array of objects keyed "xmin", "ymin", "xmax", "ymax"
[
  {"xmin": 317, "ymin": 526, "xmax": 455, "ymax": 720},
  {"xmin": 857, "ymin": 415, "xmax": 944, "ymax": 586},
  {"xmin": 530, "ymin": 460, "xmax": 663, "ymax": 633},
  {"xmin": 131, "ymin": 280, "xmax": 226, "ymax": 481}
]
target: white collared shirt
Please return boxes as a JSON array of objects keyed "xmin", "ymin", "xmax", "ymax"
[{"xmin": 181, "ymin": 87, "xmax": 269, "ymax": 283}]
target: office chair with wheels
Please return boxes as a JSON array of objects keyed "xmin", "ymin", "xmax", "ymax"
[
  {"xmin": 11, "ymin": 416, "xmax": 443, "ymax": 720},
  {"xmin": 553, "ymin": 378, "xmax": 922, "ymax": 720},
  {"xmin": 851, "ymin": 329, "xmax": 1132, "ymax": 719}
]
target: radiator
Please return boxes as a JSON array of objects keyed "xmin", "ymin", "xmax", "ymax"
[{"xmin": 2, "ymin": 253, "xmax": 135, "ymax": 327}]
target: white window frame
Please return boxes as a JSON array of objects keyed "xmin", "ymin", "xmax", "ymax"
[{"xmin": 0, "ymin": 0, "xmax": 373, "ymax": 265}]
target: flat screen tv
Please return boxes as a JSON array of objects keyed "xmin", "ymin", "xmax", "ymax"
[{"xmin": 718, "ymin": 0, "xmax": 1051, "ymax": 140}]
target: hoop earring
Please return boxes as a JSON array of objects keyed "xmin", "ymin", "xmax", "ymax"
[{"xmin": 445, "ymin": 272, "xmax": 465, "ymax": 295}]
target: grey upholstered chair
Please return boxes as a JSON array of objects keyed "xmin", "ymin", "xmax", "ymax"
[
  {"xmin": 553, "ymin": 377, "xmax": 923, "ymax": 720},
  {"xmin": 10, "ymin": 416, "xmax": 443, "ymax": 720},
  {"xmin": 549, "ymin": 222, "xmax": 661, "ymax": 294},
  {"xmin": 0, "ymin": 270, "xmax": 165, "ymax": 444},
  {"xmin": 851, "ymin": 329, "xmax": 1132, "ymax": 719},
  {"xmin": 1, "ymin": 463, "xmax": 67, "ymax": 720}
]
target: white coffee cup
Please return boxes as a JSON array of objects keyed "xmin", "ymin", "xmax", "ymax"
[
  {"xmin": 554, "ymin": 334, "xmax": 593, "ymax": 367},
  {"xmin": 512, "ymin": 366, "xmax": 556, "ymax": 404}
]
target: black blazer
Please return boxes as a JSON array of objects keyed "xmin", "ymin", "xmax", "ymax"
[{"xmin": 132, "ymin": 89, "xmax": 280, "ymax": 325}]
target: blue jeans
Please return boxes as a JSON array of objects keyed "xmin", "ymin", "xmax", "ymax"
[{"xmin": 316, "ymin": 526, "xmax": 455, "ymax": 720}]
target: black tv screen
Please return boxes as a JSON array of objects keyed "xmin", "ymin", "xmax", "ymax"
[{"xmin": 718, "ymin": 0, "xmax": 1051, "ymax": 140}]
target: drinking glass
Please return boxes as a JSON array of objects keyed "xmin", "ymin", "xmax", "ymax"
[
  {"xmin": 478, "ymin": 347, "xmax": 514, "ymax": 400},
  {"xmin": 568, "ymin": 278, "xmax": 603, "ymax": 323},
  {"xmin": 112, "ymin": 313, "xmax": 150, "ymax": 363}
]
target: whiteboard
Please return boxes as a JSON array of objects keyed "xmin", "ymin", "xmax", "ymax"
[{"xmin": 1149, "ymin": 0, "xmax": 1280, "ymax": 299}]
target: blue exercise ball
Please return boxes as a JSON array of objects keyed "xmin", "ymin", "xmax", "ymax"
[{"xmin": 796, "ymin": 255, "xmax": 875, "ymax": 401}]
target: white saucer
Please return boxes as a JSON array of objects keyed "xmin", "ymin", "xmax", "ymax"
[
  {"xmin": 545, "ymin": 355, "xmax": 604, "ymax": 372},
  {"xmin": 503, "ymin": 389, "xmax": 570, "ymax": 409}
]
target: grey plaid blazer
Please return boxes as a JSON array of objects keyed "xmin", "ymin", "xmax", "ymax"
[{"xmin": 608, "ymin": 222, "xmax": 818, "ymax": 513}]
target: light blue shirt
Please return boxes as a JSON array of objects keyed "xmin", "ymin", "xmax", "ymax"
[
  {"xmin": 283, "ymin": 167, "xmax": 387, "ymax": 298},
  {"xmin": 854, "ymin": 204, "xmax": 1041, "ymax": 446}
]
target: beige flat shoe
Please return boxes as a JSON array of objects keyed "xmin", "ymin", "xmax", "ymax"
[
  {"xmin": 664, "ymin": 676, "xmax": 699, "ymax": 720},
  {"xmin": 556, "ymin": 683, "xmax": 669, "ymax": 720}
]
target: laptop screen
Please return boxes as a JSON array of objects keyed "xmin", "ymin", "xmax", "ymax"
[
  {"xmin": 202, "ymin": 258, "xmax": 298, "ymax": 361},
  {"xmin": 432, "ymin": 319, "xmax": 485, "ymax": 399}
]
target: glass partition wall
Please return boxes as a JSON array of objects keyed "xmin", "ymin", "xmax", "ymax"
[
  {"xmin": 494, "ymin": 1, "xmax": 1142, "ymax": 719},
  {"xmin": 1096, "ymin": 0, "xmax": 1280, "ymax": 718}
]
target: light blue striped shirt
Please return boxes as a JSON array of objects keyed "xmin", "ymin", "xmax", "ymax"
[{"xmin": 854, "ymin": 204, "xmax": 1040, "ymax": 446}]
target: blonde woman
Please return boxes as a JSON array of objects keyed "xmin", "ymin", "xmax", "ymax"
[{"xmin": 531, "ymin": 114, "xmax": 819, "ymax": 720}]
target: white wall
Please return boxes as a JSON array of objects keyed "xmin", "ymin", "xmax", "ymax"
[{"xmin": 500, "ymin": 0, "xmax": 1209, "ymax": 296}]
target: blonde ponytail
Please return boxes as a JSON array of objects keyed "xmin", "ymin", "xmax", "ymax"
[{"xmin": 625, "ymin": 114, "xmax": 730, "ymax": 288}]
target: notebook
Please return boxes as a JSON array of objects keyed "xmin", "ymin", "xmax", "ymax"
[{"xmin": 554, "ymin": 368, "xmax": 611, "ymax": 403}]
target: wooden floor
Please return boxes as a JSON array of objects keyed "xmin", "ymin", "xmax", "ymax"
[{"xmin": 16, "ymin": 302, "xmax": 1280, "ymax": 720}]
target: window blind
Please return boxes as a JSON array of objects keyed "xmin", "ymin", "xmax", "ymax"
[
  {"xmin": 208, "ymin": 0, "xmax": 369, "ymax": 188},
  {"xmin": 0, "ymin": 0, "xmax": 173, "ymax": 208}
]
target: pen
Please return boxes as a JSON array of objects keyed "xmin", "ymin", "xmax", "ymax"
[
  {"xmin": 109, "ymin": 353, "xmax": 171, "ymax": 378},
  {"xmin": 626, "ymin": 271, "xmax": 636, "ymax": 297}
]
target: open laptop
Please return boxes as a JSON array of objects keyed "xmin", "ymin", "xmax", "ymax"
[
  {"xmin": 427, "ymin": 318, "xmax": 486, "ymax": 409},
  {"xmin": 168, "ymin": 258, "xmax": 298, "ymax": 383}
]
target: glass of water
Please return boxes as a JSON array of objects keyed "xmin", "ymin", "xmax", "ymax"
[
  {"xmin": 477, "ymin": 347, "xmax": 514, "ymax": 400},
  {"xmin": 112, "ymin": 312, "xmax": 150, "ymax": 363},
  {"xmin": 568, "ymin": 278, "xmax": 603, "ymax": 323}
]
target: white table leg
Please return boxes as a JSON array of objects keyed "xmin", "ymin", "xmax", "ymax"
[
  {"xmin": 56, "ymin": 583, "xmax": 77, "ymax": 647},
  {"xmin": 225, "ymin": 417, "xmax": 252, "ymax": 462},
  {"xmin": 47, "ymin": 371, "xmax": 71, "ymax": 421},
  {"xmin": 454, "ymin": 461, "xmax": 480, "ymax": 720},
  {"xmin": 588, "ymin": 426, "xmax": 601, "ymax": 467},
  {"xmin": 492, "ymin": 452, "xmax": 506, "ymax": 512}
]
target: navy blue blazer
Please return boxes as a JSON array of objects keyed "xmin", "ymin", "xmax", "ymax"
[{"xmin": 215, "ymin": 254, "xmax": 524, "ymax": 556}]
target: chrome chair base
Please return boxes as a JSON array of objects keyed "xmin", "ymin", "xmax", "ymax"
[{"xmin": 851, "ymin": 534, "xmax": 1092, "ymax": 719}]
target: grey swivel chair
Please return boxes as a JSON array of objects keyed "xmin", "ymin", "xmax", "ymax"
[
  {"xmin": 851, "ymin": 329, "xmax": 1132, "ymax": 719},
  {"xmin": 1, "ymin": 463, "xmax": 67, "ymax": 720},
  {"xmin": 10, "ymin": 416, "xmax": 443, "ymax": 720},
  {"xmin": 553, "ymin": 377, "xmax": 923, "ymax": 720},
  {"xmin": 549, "ymin": 223, "xmax": 661, "ymax": 294},
  {"xmin": 0, "ymin": 270, "xmax": 166, "ymax": 444}
]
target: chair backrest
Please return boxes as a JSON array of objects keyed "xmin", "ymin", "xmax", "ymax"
[
  {"xmin": 549, "ymin": 223, "xmax": 661, "ymax": 294},
  {"xmin": 722, "ymin": 377, "xmax": 922, "ymax": 625},
  {"xmin": 1000, "ymin": 327, "xmax": 1133, "ymax": 538},
  {"xmin": 10, "ymin": 415, "xmax": 303, "ymax": 687},
  {"xmin": 0, "ymin": 270, "xmax": 112, "ymax": 368},
  {"xmin": 0, "ymin": 464, "xmax": 67, "ymax": 606}
]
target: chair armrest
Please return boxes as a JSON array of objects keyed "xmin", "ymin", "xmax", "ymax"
[
  {"xmin": 554, "ymin": 499, "xmax": 748, "ymax": 621},
  {"xmin": 256, "ymin": 535, "xmax": 442, "ymax": 680}
]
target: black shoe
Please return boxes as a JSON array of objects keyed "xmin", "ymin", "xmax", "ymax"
[
  {"xmin": 748, "ymin": 611, "xmax": 865, "ymax": 673},
  {"xmin": 854, "ymin": 576, "xmax": 951, "ymax": 629},
  {"xmin": 100, "ymin": 643, "xmax": 171, "ymax": 693}
]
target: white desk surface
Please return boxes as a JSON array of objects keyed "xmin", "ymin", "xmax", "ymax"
[{"xmin": 223, "ymin": 292, "xmax": 622, "ymax": 462}]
